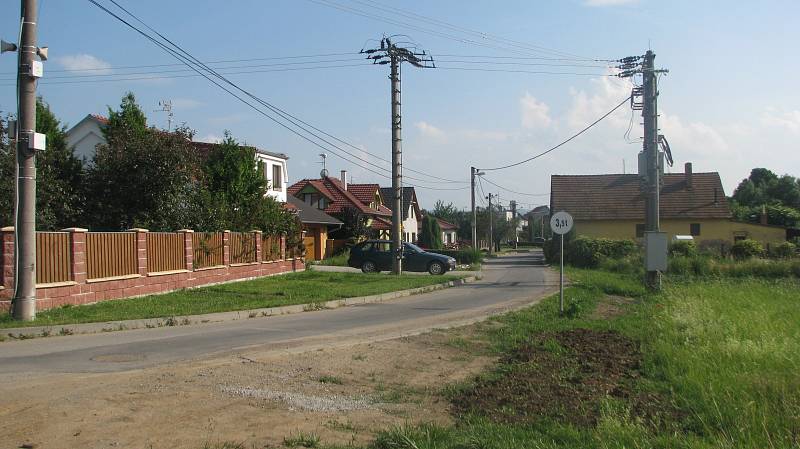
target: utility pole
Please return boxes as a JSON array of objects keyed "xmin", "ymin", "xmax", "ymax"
[
  {"xmin": 470, "ymin": 167, "xmax": 485, "ymax": 250},
  {"xmin": 487, "ymin": 193, "xmax": 494, "ymax": 255},
  {"xmin": 510, "ymin": 200, "xmax": 517, "ymax": 247},
  {"xmin": 8, "ymin": 0, "xmax": 45, "ymax": 320},
  {"xmin": 363, "ymin": 37, "xmax": 434, "ymax": 275},
  {"xmin": 155, "ymin": 99, "xmax": 173, "ymax": 131},
  {"xmin": 618, "ymin": 51, "xmax": 669, "ymax": 290}
]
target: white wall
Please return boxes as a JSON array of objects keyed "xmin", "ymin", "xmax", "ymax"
[
  {"xmin": 65, "ymin": 118, "xmax": 105, "ymax": 162},
  {"xmin": 402, "ymin": 203, "xmax": 419, "ymax": 242},
  {"xmin": 256, "ymin": 153, "xmax": 288, "ymax": 203}
]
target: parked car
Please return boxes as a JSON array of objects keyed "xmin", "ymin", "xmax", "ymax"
[{"xmin": 348, "ymin": 240, "xmax": 456, "ymax": 275}]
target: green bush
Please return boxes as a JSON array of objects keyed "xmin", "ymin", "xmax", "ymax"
[
  {"xmin": 721, "ymin": 259, "xmax": 793, "ymax": 278},
  {"xmin": 768, "ymin": 241, "xmax": 797, "ymax": 259},
  {"xmin": 597, "ymin": 254, "xmax": 643, "ymax": 276},
  {"xmin": 731, "ymin": 239, "xmax": 765, "ymax": 260},
  {"xmin": 668, "ymin": 255, "xmax": 716, "ymax": 277},
  {"xmin": 669, "ymin": 240, "xmax": 698, "ymax": 257},
  {"xmin": 697, "ymin": 239, "xmax": 731, "ymax": 258},
  {"xmin": 563, "ymin": 236, "xmax": 638, "ymax": 268},
  {"xmin": 430, "ymin": 248, "xmax": 483, "ymax": 265}
]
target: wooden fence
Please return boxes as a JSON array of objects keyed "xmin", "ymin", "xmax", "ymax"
[
  {"xmin": 192, "ymin": 232, "xmax": 223, "ymax": 269},
  {"xmin": 262, "ymin": 234, "xmax": 281, "ymax": 262},
  {"xmin": 146, "ymin": 232, "xmax": 185, "ymax": 273},
  {"xmin": 86, "ymin": 232, "xmax": 137, "ymax": 279},
  {"xmin": 36, "ymin": 232, "xmax": 72, "ymax": 284},
  {"xmin": 230, "ymin": 232, "xmax": 258, "ymax": 264}
]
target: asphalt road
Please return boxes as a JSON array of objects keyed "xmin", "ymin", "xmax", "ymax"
[{"xmin": 0, "ymin": 251, "xmax": 555, "ymax": 375}]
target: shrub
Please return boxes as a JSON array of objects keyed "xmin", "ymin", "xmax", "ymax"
[
  {"xmin": 731, "ymin": 239, "xmax": 764, "ymax": 260},
  {"xmin": 722, "ymin": 259, "xmax": 792, "ymax": 278},
  {"xmin": 563, "ymin": 236, "xmax": 638, "ymax": 268},
  {"xmin": 669, "ymin": 240, "xmax": 698, "ymax": 257},
  {"xmin": 698, "ymin": 239, "xmax": 731, "ymax": 258},
  {"xmin": 768, "ymin": 241, "xmax": 797, "ymax": 259},
  {"xmin": 668, "ymin": 256, "xmax": 692, "ymax": 276},
  {"xmin": 430, "ymin": 248, "xmax": 483, "ymax": 265},
  {"xmin": 597, "ymin": 254, "xmax": 643, "ymax": 276}
]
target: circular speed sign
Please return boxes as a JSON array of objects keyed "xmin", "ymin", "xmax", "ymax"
[{"xmin": 550, "ymin": 211, "xmax": 574, "ymax": 235}]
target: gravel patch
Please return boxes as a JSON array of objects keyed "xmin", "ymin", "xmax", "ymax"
[{"xmin": 219, "ymin": 385, "xmax": 375, "ymax": 412}]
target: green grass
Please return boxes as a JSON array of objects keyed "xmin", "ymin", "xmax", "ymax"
[
  {"xmin": 314, "ymin": 249, "xmax": 350, "ymax": 266},
  {"xmin": 0, "ymin": 271, "xmax": 462, "ymax": 329},
  {"xmin": 334, "ymin": 268, "xmax": 800, "ymax": 449}
]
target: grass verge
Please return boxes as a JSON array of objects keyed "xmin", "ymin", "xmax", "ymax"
[
  {"xmin": 0, "ymin": 271, "xmax": 463, "ymax": 329},
  {"xmin": 346, "ymin": 268, "xmax": 800, "ymax": 449}
]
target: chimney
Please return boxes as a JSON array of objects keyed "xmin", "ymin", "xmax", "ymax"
[
  {"xmin": 685, "ymin": 162, "xmax": 693, "ymax": 189},
  {"xmin": 340, "ymin": 170, "xmax": 347, "ymax": 190}
]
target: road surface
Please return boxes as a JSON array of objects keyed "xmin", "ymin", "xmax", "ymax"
[{"xmin": 0, "ymin": 251, "xmax": 555, "ymax": 374}]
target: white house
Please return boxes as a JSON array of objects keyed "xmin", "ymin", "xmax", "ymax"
[
  {"xmin": 65, "ymin": 114, "xmax": 108, "ymax": 162},
  {"xmin": 380, "ymin": 187, "xmax": 421, "ymax": 243},
  {"xmin": 64, "ymin": 114, "xmax": 289, "ymax": 202}
]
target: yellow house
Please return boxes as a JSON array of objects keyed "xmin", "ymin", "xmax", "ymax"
[{"xmin": 550, "ymin": 164, "xmax": 788, "ymax": 246}]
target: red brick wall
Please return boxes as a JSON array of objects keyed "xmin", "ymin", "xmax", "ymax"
[{"xmin": 0, "ymin": 228, "xmax": 304, "ymax": 312}]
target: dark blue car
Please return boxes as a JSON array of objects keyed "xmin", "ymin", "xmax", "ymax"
[{"xmin": 348, "ymin": 240, "xmax": 456, "ymax": 275}]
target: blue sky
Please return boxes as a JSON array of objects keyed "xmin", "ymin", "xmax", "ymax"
[{"xmin": 2, "ymin": 0, "xmax": 799, "ymax": 210}]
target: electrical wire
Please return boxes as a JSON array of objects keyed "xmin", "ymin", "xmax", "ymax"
[
  {"xmin": 479, "ymin": 176, "xmax": 550, "ymax": 197},
  {"xmin": 480, "ymin": 95, "xmax": 632, "ymax": 171},
  {"xmin": 88, "ymin": 0, "xmax": 465, "ymax": 191},
  {"xmin": 435, "ymin": 66, "xmax": 614, "ymax": 77}
]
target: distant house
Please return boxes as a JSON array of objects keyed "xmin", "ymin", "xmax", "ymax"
[
  {"xmin": 380, "ymin": 187, "xmax": 421, "ymax": 243},
  {"xmin": 525, "ymin": 205, "xmax": 551, "ymax": 239},
  {"xmin": 435, "ymin": 217, "xmax": 459, "ymax": 246},
  {"xmin": 504, "ymin": 210, "xmax": 528, "ymax": 243},
  {"xmin": 550, "ymin": 163, "xmax": 788, "ymax": 245},
  {"xmin": 285, "ymin": 195, "xmax": 342, "ymax": 260},
  {"xmin": 287, "ymin": 171, "xmax": 392, "ymax": 239},
  {"xmin": 64, "ymin": 114, "xmax": 290, "ymax": 202}
]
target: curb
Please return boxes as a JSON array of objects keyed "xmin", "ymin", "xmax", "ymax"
[{"xmin": 1, "ymin": 274, "xmax": 481, "ymax": 340}]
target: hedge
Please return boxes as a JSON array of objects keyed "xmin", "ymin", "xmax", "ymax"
[{"xmin": 428, "ymin": 248, "xmax": 483, "ymax": 265}]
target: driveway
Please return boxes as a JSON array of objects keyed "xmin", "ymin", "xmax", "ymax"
[{"xmin": 0, "ymin": 251, "xmax": 556, "ymax": 375}]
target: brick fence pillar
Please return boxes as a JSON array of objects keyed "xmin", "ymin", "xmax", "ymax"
[
  {"xmin": 252, "ymin": 230, "xmax": 262, "ymax": 262},
  {"xmin": 222, "ymin": 230, "xmax": 231, "ymax": 266},
  {"xmin": 62, "ymin": 228, "xmax": 88, "ymax": 284},
  {"xmin": 280, "ymin": 233, "xmax": 287, "ymax": 260},
  {"xmin": 128, "ymin": 228, "xmax": 149, "ymax": 276},
  {"xmin": 177, "ymin": 229, "xmax": 194, "ymax": 271},
  {"xmin": 1, "ymin": 226, "xmax": 15, "ymax": 290}
]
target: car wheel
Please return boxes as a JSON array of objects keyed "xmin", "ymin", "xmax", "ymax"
[
  {"xmin": 428, "ymin": 261, "xmax": 444, "ymax": 275},
  {"xmin": 362, "ymin": 261, "xmax": 377, "ymax": 273}
]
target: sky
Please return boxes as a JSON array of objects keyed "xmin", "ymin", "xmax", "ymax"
[{"xmin": 1, "ymin": 0, "xmax": 799, "ymax": 211}]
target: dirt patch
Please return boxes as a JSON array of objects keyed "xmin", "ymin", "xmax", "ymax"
[
  {"xmin": 0, "ymin": 327, "xmax": 493, "ymax": 449},
  {"xmin": 451, "ymin": 328, "xmax": 680, "ymax": 428},
  {"xmin": 590, "ymin": 295, "xmax": 637, "ymax": 320}
]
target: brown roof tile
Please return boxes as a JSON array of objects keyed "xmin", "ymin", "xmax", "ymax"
[
  {"xmin": 550, "ymin": 173, "xmax": 732, "ymax": 221},
  {"xmin": 288, "ymin": 177, "xmax": 390, "ymax": 217}
]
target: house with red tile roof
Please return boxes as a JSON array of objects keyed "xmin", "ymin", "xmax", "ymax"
[
  {"xmin": 288, "ymin": 171, "xmax": 392, "ymax": 239},
  {"xmin": 550, "ymin": 162, "xmax": 788, "ymax": 245}
]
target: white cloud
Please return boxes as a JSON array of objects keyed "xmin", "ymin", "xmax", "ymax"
[
  {"xmin": 761, "ymin": 108, "xmax": 800, "ymax": 133},
  {"xmin": 520, "ymin": 92, "xmax": 552, "ymax": 129},
  {"xmin": 415, "ymin": 121, "xmax": 446, "ymax": 140},
  {"xmin": 56, "ymin": 54, "xmax": 112, "ymax": 75},
  {"xmin": 566, "ymin": 76, "xmax": 632, "ymax": 132},
  {"xmin": 584, "ymin": 0, "xmax": 638, "ymax": 6}
]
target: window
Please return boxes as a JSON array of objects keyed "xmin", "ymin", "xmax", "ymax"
[
  {"xmin": 690, "ymin": 223, "xmax": 701, "ymax": 236},
  {"xmin": 635, "ymin": 224, "xmax": 645, "ymax": 238},
  {"xmin": 412, "ymin": 232, "xmax": 416, "ymax": 242},
  {"xmin": 303, "ymin": 193, "xmax": 327, "ymax": 210},
  {"xmin": 272, "ymin": 164, "xmax": 282, "ymax": 191}
]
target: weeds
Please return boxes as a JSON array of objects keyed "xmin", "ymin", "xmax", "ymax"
[
  {"xmin": 282, "ymin": 432, "xmax": 320, "ymax": 448},
  {"xmin": 317, "ymin": 375, "xmax": 343, "ymax": 385}
]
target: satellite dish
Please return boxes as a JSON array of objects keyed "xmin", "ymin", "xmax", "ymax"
[{"xmin": 320, "ymin": 168, "xmax": 329, "ymax": 177}]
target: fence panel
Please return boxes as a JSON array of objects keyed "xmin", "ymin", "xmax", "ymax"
[
  {"xmin": 192, "ymin": 232, "xmax": 223, "ymax": 269},
  {"xmin": 146, "ymin": 232, "xmax": 185, "ymax": 273},
  {"xmin": 86, "ymin": 232, "xmax": 137, "ymax": 279},
  {"xmin": 230, "ymin": 232, "xmax": 257, "ymax": 264},
  {"xmin": 262, "ymin": 234, "xmax": 280, "ymax": 261},
  {"xmin": 36, "ymin": 232, "xmax": 72, "ymax": 284}
]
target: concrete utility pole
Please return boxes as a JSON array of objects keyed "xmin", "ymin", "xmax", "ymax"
[
  {"xmin": 11, "ymin": 0, "xmax": 41, "ymax": 320},
  {"xmin": 471, "ymin": 167, "xmax": 476, "ymax": 249},
  {"xmin": 510, "ymin": 200, "xmax": 517, "ymax": 246},
  {"xmin": 362, "ymin": 37, "xmax": 434, "ymax": 275},
  {"xmin": 487, "ymin": 193, "xmax": 494, "ymax": 255},
  {"xmin": 642, "ymin": 50, "xmax": 661, "ymax": 290}
]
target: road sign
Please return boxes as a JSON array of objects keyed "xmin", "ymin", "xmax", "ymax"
[
  {"xmin": 550, "ymin": 211, "xmax": 573, "ymax": 235},
  {"xmin": 549, "ymin": 211, "xmax": 573, "ymax": 316}
]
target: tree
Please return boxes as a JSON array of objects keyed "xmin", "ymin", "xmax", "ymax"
[
  {"xmin": 430, "ymin": 216, "xmax": 443, "ymax": 249},
  {"xmin": 731, "ymin": 167, "xmax": 800, "ymax": 226},
  {"xmin": 329, "ymin": 206, "xmax": 369, "ymax": 242},
  {"xmin": 0, "ymin": 99, "xmax": 85, "ymax": 229},
  {"xmin": 84, "ymin": 93, "xmax": 199, "ymax": 230}
]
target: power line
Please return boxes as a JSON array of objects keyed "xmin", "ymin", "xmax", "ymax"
[
  {"xmin": 479, "ymin": 176, "xmax": 550, "ymax": 197},
  {"xmin": 87, "ymin": 0, "xmax": 464, "ymax": 190},
  {"xmin": 480, "ymin": 95, "xmax": 632, "ymax": 171},
  {"xmin": 436, "ymin": 66, "xmax": 614, "ymax": 77}
]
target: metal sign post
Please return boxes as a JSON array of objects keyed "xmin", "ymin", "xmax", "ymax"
[{"xmin": 550, "ymin": 211, "xmax": 573, "ymax": 316}]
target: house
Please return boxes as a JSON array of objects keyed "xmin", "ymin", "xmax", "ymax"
[
  {"xmin": 65, "ymin": 114, "xmax": 290, "ymax": 202},
  {"xmin": 285, "ymin": 195, "xmax": 342, "ymax": 260},
  {"xmin": 380, "ymin": 187, "xmax": 421, "ymax": 243},
  {"xmin": 525, "ymin": 205, "xmax": 551, "ymax": 239},
  {"xmin": 503, "ymin": 210, "xmax": 529, "ymax": 243},
  {"xmin": 435, "ymin": 217, "xmax": 459, "ymax": 246},
  {"xmin": 287, "ymin": 171, "xmax": 393, "ymax": 238},
  {"xmin": 550, "ymin": 163, "xmax": 788, "ymax": 245}
]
